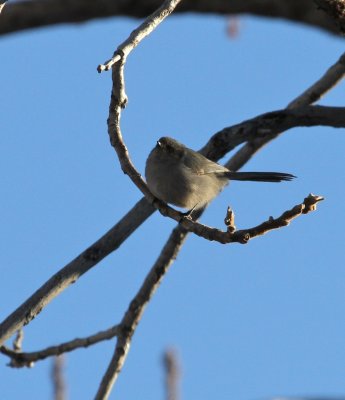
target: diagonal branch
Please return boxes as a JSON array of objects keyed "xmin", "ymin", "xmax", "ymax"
[
  {"xmin": 95, "ymin": 223, "xmax": 189, "ymax": 399},
  {"xmin": 0, "ymin": 197, "xmax": 154, "ymax": 346},
  {"xmin": 288, "ymin": 51, "xmax": 345, "ymax": 108},
  {"xmin": 225, "ymin": 50, "xmax": 345, "ymax": 172}
]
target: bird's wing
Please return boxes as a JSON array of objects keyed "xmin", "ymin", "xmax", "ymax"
[{"xmin": 183, "ymin": 151, "xmax": 228, "ymax": 176}]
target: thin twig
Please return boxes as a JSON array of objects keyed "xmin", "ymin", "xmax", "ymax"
[
  {"xmin": 183, "ymin": 194, "xmax": 324, "ymax": 244},
  {"xmin": 0, "ymin": 325, "xmax": 119, "ymax": 367},
  {"xmin": 163, "ymin": 349, "xmax": 180, "ymax": 400},
  {"xmin": 52, "ymin": 355, "xmax": 67, "ymax": 400},
  {"xmin": 97, "ymin": 0, "xmax": 182, "ymax": 73}
]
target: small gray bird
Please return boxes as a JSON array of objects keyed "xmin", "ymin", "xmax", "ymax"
[{"xmin": 145, "ymin": 137, "xmax": 295, "ymax": 210}]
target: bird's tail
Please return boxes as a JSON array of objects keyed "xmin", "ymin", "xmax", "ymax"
[{"xmin": 225, "ymin": 171, "xmax": 295, "ymax": 182}]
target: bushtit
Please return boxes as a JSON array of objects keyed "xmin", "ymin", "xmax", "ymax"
[{"xmin": 145, "ymin": 137, "xmax": 295, "ymax": 210}]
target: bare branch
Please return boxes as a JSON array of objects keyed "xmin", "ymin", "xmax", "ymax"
[
  {"xmin": 52, "ymin": 355, "xmax": 67, "ymax": 400},
  {"xmin": 226, "ymin": 50, "xmax": 345, "ymax": 172},
  {"xmin": 200, "ymin": 105, "xmax": 345, "ymax": 161},
  {"xmin": 314, "ymin": 0, "xmax": 345, "ymax": 33},
  {"xmin": 230, "ymin": 194, "xmax": 324, "ymax": 244},
  {"xmin": 0, "ymin": 197, "xmax": 154, "ymax": 347},
  {"xmin": 163, "ymin": 349, "xmax": 180, "ymax": 400},
  {"xmin": 98, "ymin": 0, "xmax": 183, "ymax": 73},
  {"xmin": 0, "ymin": 0, "xmax": 341, "ymax": 37},
  {"xmin": 288, "ymin": 52, "xmax": 345, "ymax": 108},
  {"xmin": 183, "ymin": 194, "xmax": 324, "ymax": 244},
  {"xmin": 95, "ymin": 223, "xmax": 188, "ymax": 399},
  {"xmin": 0, "ymin": 325, "xmax": 119, "ymax": 366}
]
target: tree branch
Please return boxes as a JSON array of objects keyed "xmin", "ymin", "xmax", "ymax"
[
  {"xmin": 0, "ymin": 0, "xmax": 341, "ymax": 37},
  {"xmin": 200, "ymin": 104, "xmax": 345, "ymax": 161},
  {"xmin": 225, "ymin": 50, "xmax": 345, "ymax": 172},
  {"xmin": 314, "ymin": 0, "xmax": 345, "ymax": 33},
  {"xmin": 171, "ymin": 194, "xmax": 324, "ymax": 244},
  {"xmin": 52, "ymin": 355, "xmax": 67, "ymax": 400},
  {"xmin": 95, "ymin": 223, "xmax": 189, "ymax": 399},
  {"xmin": 288, "ymin": 51, "xmax": 345, "ymax": 108},
  {"xmin": 0, "ymin": 325, "xmax": 119, "ymax": 367},
  {"xmin": 163, "ymin": 349, "xmax": 180, "ymax": 400}
]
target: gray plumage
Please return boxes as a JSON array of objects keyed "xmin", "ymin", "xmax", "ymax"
[{"xmin": 145, "ymin": 137, "xmax": 295, "ymax": 210}]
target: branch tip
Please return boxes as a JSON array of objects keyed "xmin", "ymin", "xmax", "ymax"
[
  {"xmin": 302, "ymin": 193, "xmax": 325, "ymax": 213},
  {"xmin": 98, "ymin": 53, "xmax": 122, "ymax": 73},
  {"xmin": 224, "ymin": 207, "xmax": 236, "ymax": 232}
]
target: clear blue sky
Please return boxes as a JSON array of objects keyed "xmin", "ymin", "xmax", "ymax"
[{"xmin": 1, "ymin": 11, "xmax": 345, "ymax": 400}]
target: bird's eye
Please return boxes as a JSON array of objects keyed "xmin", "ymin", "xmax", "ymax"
[{"xmin": 157, "ymin": 140, "xmax": 161, "ymax": 147}]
